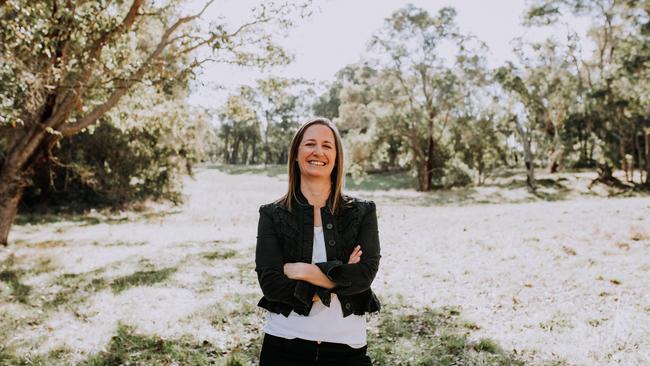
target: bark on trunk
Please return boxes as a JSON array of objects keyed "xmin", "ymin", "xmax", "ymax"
[
  {"xmin": 512, "ymin": 116, "xmax": 535, "ymax": 191},
  {"xmin": 0, "ymin": 171, "xmax": 27, "ymax": 246},
  {"xmin": 425, "ymin": 135, "xmax": 434, "ymax": 190},
  {"xmin": 417, "ymin": 159, "xmax": 429, "ymax": 192},
  {"xmin": 645, "ymin": 130, "xmax": 650, "ymax": 185}
]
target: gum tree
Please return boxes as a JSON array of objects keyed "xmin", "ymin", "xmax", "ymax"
[{"xmin": 0, "ymin": 0, "xmax": 310, "ymax": 245}]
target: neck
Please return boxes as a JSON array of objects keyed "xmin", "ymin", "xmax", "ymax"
[{"xmin": 300, "ymin": 175, "xmax": 331, "ymax": 208}]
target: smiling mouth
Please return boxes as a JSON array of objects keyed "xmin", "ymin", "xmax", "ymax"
[{"xmin": 308, "ymin": 160, "xmax": 326, "ymax": 166}]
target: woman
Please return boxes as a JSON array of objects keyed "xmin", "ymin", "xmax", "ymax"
[{"xmin": 255, "ymin": 117, "xmax": 381, "ymax": 365}]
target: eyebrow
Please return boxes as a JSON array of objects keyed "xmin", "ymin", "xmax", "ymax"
[{"xmin": 304, "ymin": 138, "xmax": 334, "ymax": 144}]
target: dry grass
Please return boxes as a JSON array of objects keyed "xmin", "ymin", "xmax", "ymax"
[{"xmin": 1, "ymin": 167, "xmax": 649, "ymax": 365}]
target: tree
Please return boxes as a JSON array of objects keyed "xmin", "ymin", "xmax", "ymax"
[
  {"xmin": 21, "ymin": 82, "xmax": 209, "ymax": 209},
  {"xmin": 0, "ymin": 0, "xmax": 311, "ymax": 245},
  {"xmin": 217, "ymin": 89, "xmax": 261, "ymax": 164},
  {"xmin": 524, "ymin": 0, "xmax": 650, "ymax": 184},
  {"xmin": 367, "ymin": 5, "xmax": 489, "ymax": 190},
  {"xmin": 255, "ymin": 78, "xmax": 304, "ymax": 164}
]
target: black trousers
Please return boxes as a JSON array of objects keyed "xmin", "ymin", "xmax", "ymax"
[{"xmin": 259, "ymin": 333, "xmax": 373, "ymax": 366}]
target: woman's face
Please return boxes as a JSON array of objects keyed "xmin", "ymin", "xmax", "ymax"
[{"xmin": 296, "ymin": 124, "xmax": 337, "ymax": 180}]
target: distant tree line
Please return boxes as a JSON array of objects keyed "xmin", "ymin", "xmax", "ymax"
[{"xmin": 211, "ymin": 1, "xmax": 650, "ymax": 192}]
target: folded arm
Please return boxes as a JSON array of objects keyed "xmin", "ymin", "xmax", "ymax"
[
  {"xmin": 316, "ymin": 202, "xmax": 381, "ymax": 296},
  {"xmin": 255, "ymin": 207, "xmax": 316, "ymax": 307}
]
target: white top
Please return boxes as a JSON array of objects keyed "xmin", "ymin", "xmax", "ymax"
[{"xmin": 263, "ymin": 226, "xmax": 367, "ymax": 348}]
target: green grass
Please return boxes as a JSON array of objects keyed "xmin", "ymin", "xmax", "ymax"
[
  {"xmin": 80, "ymin": 324, "xmax": 222, "ymax": 366},
  {"xmin": 0, "ymin": 324, "xmax": 254, "ymax": 366},
  {"xmin": 369, "ymin": 304, "xmax": 529, "ymax": 366},
  {"xmin": 0, "ymin": 347, "xmax": 72, "ymax": 366},
  {"xmin": 0, "ymin": 270, "xmax": 32, "ymax": 303},
  {"xmin": 0, "ymin": 256, "xmax": 34, "ymax": 304},
  {"xmin": 45, "ymin": 272, "xmax": 107, "ymax": 309},
  {"xmin": 203, "ymin": 249, "xmax": 238, "ymax": 260},
  {"xmin": 110, "ymin": 267, "xmax": 177, "ymax": 293}
]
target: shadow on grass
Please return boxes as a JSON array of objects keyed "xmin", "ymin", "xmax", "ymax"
[{"xmin": 14, "ymin": 208, "xmax": 182, "ymax": 228}]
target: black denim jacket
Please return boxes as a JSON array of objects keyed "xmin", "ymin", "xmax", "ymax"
[{"xmin": 255, "ymin": 193, "xmax": 381, "ymax": 318}]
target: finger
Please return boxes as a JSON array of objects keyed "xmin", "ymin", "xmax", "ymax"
[{"xmin": 352, "ymin": 253, "xmax": 361, "ymax": 263}]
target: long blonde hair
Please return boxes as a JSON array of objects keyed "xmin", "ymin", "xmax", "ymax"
[{"xmin": 278, "ymin": 118, "xmax": 345, "ymax": 214}]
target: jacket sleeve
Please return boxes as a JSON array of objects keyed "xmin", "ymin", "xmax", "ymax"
[
  {"xmin": 255, "ymin": 205, "xmax": 316, "ymax": 308},
  {"xmin": 315, "ymin": 201, "xmax": 381, "ymax": 296}
]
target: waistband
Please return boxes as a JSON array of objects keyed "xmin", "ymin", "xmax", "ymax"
[{"xmin": 263, "ymin": 333, "xmax": 366, "ymax": 351}]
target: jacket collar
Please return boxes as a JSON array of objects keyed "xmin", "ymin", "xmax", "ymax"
[{"xmin": 281, "ymin": 189, "xmax": 336, "ymax": 216}]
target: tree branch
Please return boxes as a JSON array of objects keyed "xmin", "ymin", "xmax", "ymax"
[
  {"xmin": 7, "ymin": 0, "xmax": 145, "ymax": 172},
  {"xmin": 59, "ymin": 1, "xmax": 218, "ymax": 137}
]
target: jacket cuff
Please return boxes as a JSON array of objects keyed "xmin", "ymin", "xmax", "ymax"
[
  {"xmin": 315, "ymin": 287, "xmax": 332, "ymax": 307},
  {"xmin": 293, "ymin": 280, "xmax": 316, "ymax": 306},
  {"xmin": 315, "ymin": 260, "xmax": 352, "ymax": 287}
]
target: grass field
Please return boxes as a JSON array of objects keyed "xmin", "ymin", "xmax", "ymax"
[{"xmin": 1, "ymin": 166, "xmax": 649, "ymax": 365}]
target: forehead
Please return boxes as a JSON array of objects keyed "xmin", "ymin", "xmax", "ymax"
[{"xmin": 301, "ymin": 124, "xmax": 335, "ymax": 142}]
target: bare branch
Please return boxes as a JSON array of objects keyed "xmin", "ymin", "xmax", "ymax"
[{"xmin": 176, "ymin": 15, "xmax": 273, "ymax": 55}]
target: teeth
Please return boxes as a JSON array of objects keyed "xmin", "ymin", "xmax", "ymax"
[{"xmin": 308, "ymin": 161, "xmax": 325, "ymax": 166}]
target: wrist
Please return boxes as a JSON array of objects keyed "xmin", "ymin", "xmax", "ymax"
[{"xmin": 303, "ymin": 263, "xmax": 317, "ymax": 281}]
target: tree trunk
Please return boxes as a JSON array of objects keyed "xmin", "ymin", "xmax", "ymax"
[
  {"xmin": 0, "ymin": 169, "xmax": 27, "ymax": 246},
  {"xmin": 425, "ymin": 134, "xmax": 434, "ymax": 191},
  {"xmin": 230, "ymin": 138, "xmax": 240, "ymax": 164},
  {"xmin": 417, "ymin": 159, "xmax": 428, "ymax": 191},
  {"xmin": 422, "ymin": 107, "xmax": 435, "ymax": 192},
  {"xmin": 512, "ymin": 115, "xmax": 535, "ymax": 191},
  {"xmin": 223, "ymin": 133, "xmax": 230, "ymax": 163},
  {"xmin": 264, "ymin": 112, "xmax": 271, "ymax": 165},
  {"xmin": 645, "ymin": 129, "xmax": 650, "ymax": 185},
  {"xmin": 251, "ymin": 139, "xmax": 257, "ymax": 164},
  {"xmin": 635, "ymin": 131, "xmax": 643, "ymax": 184}
]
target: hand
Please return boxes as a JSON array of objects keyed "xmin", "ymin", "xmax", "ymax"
[
  {"xmin": 348, "ymin": 245, "xmax": 362, "ymax": 264},
  {"xmin": 283, "ymin": 262, "xmax": 310, "ymax": 280},
  {"xmin": 312, "ymin": 294, "xmax": 320, "ymax": 302}
]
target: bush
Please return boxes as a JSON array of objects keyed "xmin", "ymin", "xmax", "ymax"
[
  {"xmin": 442, "ymin": 157, "xmax": 473, "ymax": 188},
  {"xmin": 19, "ymin": 89, "xmax": 207, "ymax": 211}
]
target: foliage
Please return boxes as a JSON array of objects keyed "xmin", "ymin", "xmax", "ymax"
[
  {"xmin": 0, "ymin": 0, "xmax": 312, "ymax": 244},
  {"xmin": 20, "ymin": 83, "xmax": 208, "ymax": 209},
  {"xmin": 215, "ymin": 78, "xmax": 310, "ymax": 165}
]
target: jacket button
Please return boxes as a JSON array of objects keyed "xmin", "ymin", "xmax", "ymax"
[
  {"xmin": 328, "ymin": 239, "xmax": 336, "ymax": 247},
  {"xmin": 345, "ymin": 303, "xmax": 351, "ymax": 310},
  {"xmin": 326, "ymin": 223, "xmax": 333, "ymax": 230}
]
